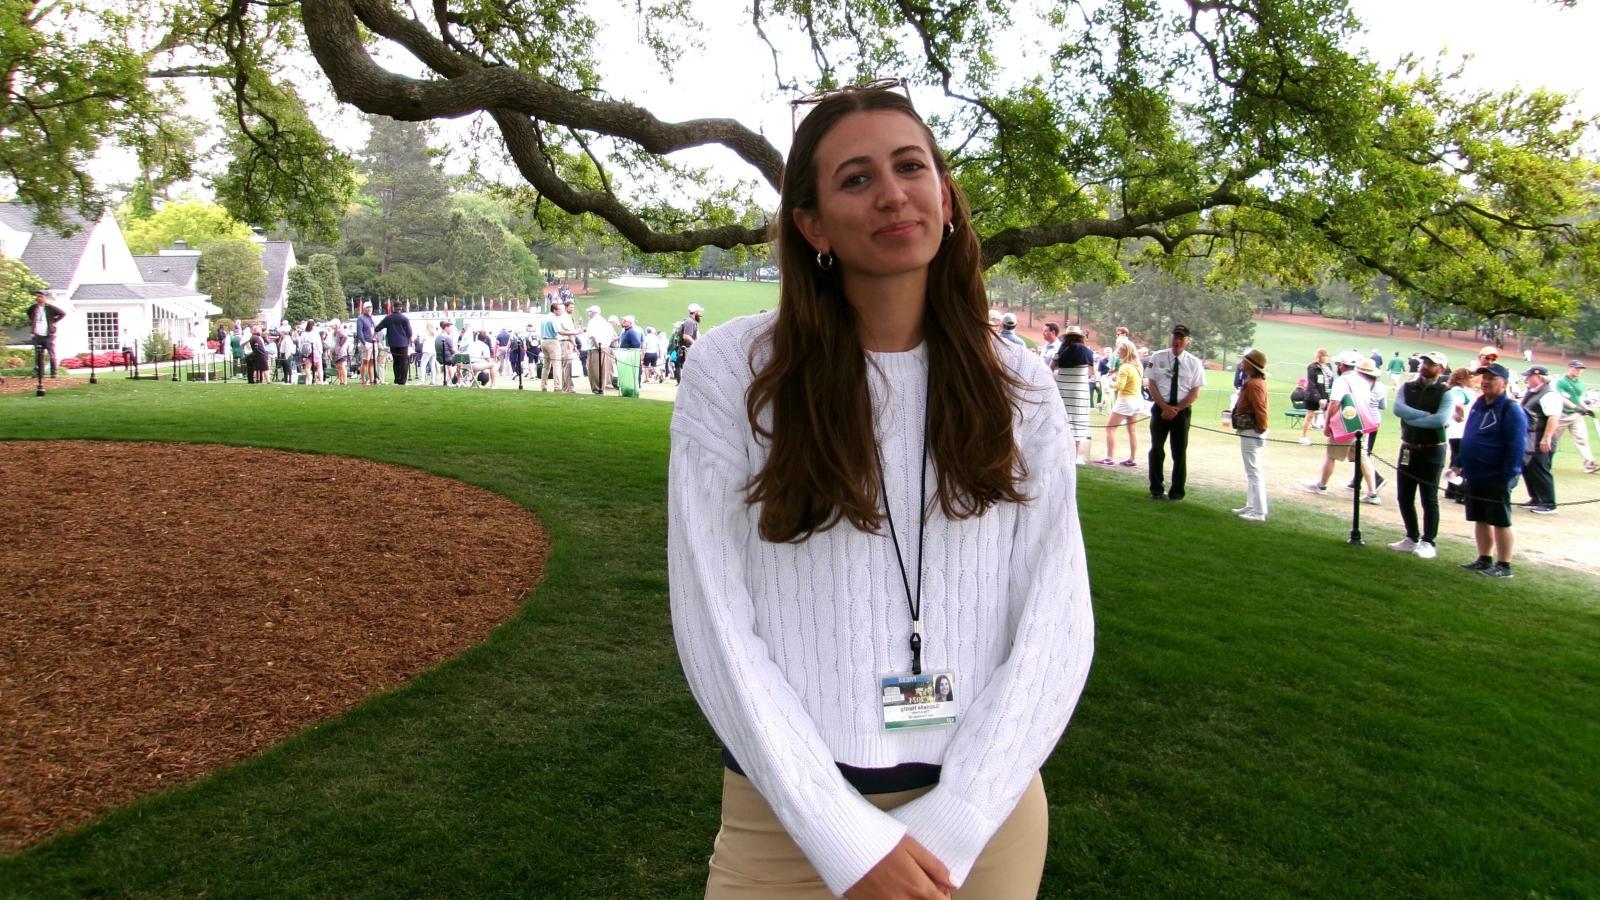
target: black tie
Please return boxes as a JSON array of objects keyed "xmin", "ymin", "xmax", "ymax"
[{"xmin": 1169, "ymin": 357, "xmax": 1180, "ymax": 406}]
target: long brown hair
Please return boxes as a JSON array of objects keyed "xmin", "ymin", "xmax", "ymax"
[{"xmin": 745, "ymin": 86, "xmax": 1028, "ymax": 543}]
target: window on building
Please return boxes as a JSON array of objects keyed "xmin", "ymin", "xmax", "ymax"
[{"xmin": 85, "ymin": 311, "xmax": 118, "ymax": 352}]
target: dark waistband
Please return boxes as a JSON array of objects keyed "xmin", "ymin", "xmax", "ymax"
[
  {"xmin": 1403, "ymin": 441, "xmax": 1446, "ymax": 450},
  {"xmin": 723, "ymin": 747, "xmax": 941, "ymax": 795}
]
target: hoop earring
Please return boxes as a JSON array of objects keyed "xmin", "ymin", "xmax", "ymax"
[
  {"xmin": 943, "ymin": 221, "xmax": 955, "ymax": 241},
  {"xmin": 815, "ymin": 251, "xmax": 835, "ymax": 271}
]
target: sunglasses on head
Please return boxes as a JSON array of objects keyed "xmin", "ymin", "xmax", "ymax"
[{"xmin": 790, "ymin": 77, "xmax": 912, "ymax": 134}]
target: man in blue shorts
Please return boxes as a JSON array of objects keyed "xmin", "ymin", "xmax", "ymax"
[{"xmin": 1451, "ymin": 363, "xmax": 1527, "ymax": 579}]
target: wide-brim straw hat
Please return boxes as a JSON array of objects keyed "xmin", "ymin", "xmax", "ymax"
[
  {"xmin": 1355, "ymin": 357, "xmax": 1380, "ymax": 378},
  {"xmin": 1241, "ymin": 348, "xmax": 1269, "ymax": 377}
]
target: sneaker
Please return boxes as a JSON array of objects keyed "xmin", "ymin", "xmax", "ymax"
[
  {"xmin": 1232, "ymin": 506, "xmax": 1255, "ymax": 514},
  {"xmin": 1094, "ymin": 458, "xmax": 1116, "ymax": 466},
  {"xmin": 1530, "ymin": 505, "xmax": 1558, "ymax": 515},
  {"xmin": 1298, "ymin": 437, "xmax": 1311, "ymax": 446},
  {"xmin": 1119, "ymin": 459, "xmax": 1138, "ymax": 467},
  {"xmin": 1585, "ymin": 463, "xmax": 1599, "ymax": 474},
  {"xmin": 1238, "ymin": 512, "xmax": 1267, "ymax": 522},
  {"xmin": 1303, "ymin": 480, "xmax": 1328, "ymax": 495},
  {"xmin": 1414, "ymin": 541, "xmax": 1437, "ymax": 560},
  {"xmin": 1515, "ymin": 499, "xmax": 1538, "ymax": 507},
  {"xmin": 1362, "ymin": 492, "xmax": 1381, "ymax": 505},
  {"xmin": 1481, "ymin": 563, "xmax": 1513, "ymax": 579},
  {"xmin": 1460, "ymin": 558, "xmax": 1493, "ymax": 571},
  {"xmin": 1387, "ymin": 537, "xmax": 1417, "ymax": 553}
]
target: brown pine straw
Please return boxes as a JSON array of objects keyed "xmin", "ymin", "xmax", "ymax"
[{"xmin": 0, "ymin": 441, "xmax": 547, "ymax": 851}]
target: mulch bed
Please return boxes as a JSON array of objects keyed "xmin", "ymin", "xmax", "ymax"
[
  {"xmin": 0, "ymin": 377, "xmax": 88, "ymax": 395},
  {"xmin": 0, "ymin": 441, "xmax": 548, "ymax": 852}
]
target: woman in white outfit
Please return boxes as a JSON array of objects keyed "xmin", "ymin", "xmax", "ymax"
[{"xmin": 668, "ymin": 81, "xmax": 1094, "ymax": 900}]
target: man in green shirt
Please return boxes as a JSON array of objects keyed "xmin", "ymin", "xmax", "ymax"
[
  {"xmin": 1386, "ymin": 351, "xmax": 1407, "ymax": 388},
  {"xmin": 1554, "ymin": 360, "xmax": 1596, "ymax": 474}
]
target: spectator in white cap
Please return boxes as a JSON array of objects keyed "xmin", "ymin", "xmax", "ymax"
[
  {"xmin": 584, "ymin": 305, "xmax": 617, "ymax": 394},
  {"xmin": 677, "ymin": 303, "xmax": 703, "ymax": 381},
  {"xmin": 998, "ymin": 313, "xmax": 1024, "ymax": 346}
]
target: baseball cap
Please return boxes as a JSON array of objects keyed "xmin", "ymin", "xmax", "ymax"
[
  {"xmin": 1475, "ymin": 363, "xmax": 1510, "ymax": 379},
  {"xmin": 1569, "ymin": 360, "xmax": 1587, "ymax": 369},
  {"xmin": 1334, "ymin": 350, "xmax": 1361, "ymax": 367},
  {"xmin": 1478, "ymin": 345, "xmax": 1498, "ymax": 358},
  {"xmin": 1171, "ymin": 324, "xmax": 1190, "ymax": 337},
  {"xmin": 1522, "ymin": 365, "xmax": 1549, "ymax": 378},
  {"xmin": 687, "ymin": 303, "xmax": 704, "ymax": 314},
  {"xmin": 1001, "ymin": 313, "xmax": 1018, "ymax": 327},
  {"xmin": 586, "ymin": 305, "xmax": 600, "ymax": 313},
  {"xmin": 1419, "ymin": 351, "xmax": 1448, "ymax": 367}
]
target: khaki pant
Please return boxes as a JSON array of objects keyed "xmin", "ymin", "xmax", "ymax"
[
  {"xmin": 586, "ymin": 346, "xmax": 613, "ymax": 394},
  {"xmin": 540, "ymin": 339, "xmax": 561, "ymax": 389},
  {"xmin": 551, "ymin": 339, "xmax": 574, "ymax": 392},
  {"xmin": 704, "ymin": 770, "xmax": 1047, "ymax": 900}
]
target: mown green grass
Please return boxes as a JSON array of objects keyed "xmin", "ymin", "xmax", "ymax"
[
  {"xmin": 1, "ymin": 379, "xmax": 1597, "ymax": 898},
  {"xmin": 580, "ymin": 278, "xmax": 778, "ymax": 335}
]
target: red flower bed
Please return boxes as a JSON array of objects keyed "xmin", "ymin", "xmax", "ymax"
[
  {"xmin": 62, "ymin": 352, "xmax": 126, "ymax": 369},
  {"xmin": 62, "ymin": 346, "xmax": 194, "ymax": 369}
]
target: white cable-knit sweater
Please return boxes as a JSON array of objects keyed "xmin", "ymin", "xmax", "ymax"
[{"xmin": 668, "ymin": 312, "xmax": 1095, "ymax": 897}]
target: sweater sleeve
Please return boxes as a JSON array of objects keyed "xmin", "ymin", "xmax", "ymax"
[
  {"xmin": 667, "ymin": 333, "xmax": 907, "ymax": 897},
  {"xmin": 889, "ymin": 356, "xmax": 1096, "ymax": 887}
]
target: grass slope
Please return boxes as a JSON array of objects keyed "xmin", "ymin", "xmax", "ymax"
[
  {"xmin": 580, "ymin": 278, "xmax": 778, "ymax": 335},
  {"xmin": 1, "ymin": 379, "xmax": 1596, "ymax": 899}
]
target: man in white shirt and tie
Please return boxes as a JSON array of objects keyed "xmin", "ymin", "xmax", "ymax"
[{"xmin": 1144, "ymin": 323, "xmax": 1206, "ymax": 501}]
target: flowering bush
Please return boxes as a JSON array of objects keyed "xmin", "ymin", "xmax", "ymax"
[
  {"xmin": 62, "ymin": 352, "xmax": 125, "ymax": 369},
  {"xmin": 59, "ymin": 346, "xmax": 193, "ymax": 368}
]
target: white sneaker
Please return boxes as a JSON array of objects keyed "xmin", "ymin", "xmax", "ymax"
[
  {"xmin": 1387, "ymin": 537, "xmax": 1416, "ymax": 553},
  {"xmin": 1362, "ymin": 492, "xmax": 1382, "ymax": 505},
  {"xmin": 1231, "ymin": 506, "xmax": 1254, "ymax": 514},
  {"xmin": 1303, "ymin": 480, "xmax": 1328, "ymax": 494},
  {"xmin": 1238, "ymin": 512, "xmax": 1267, "ymax": 522},
  {"xmin": 1414, "ymin": 541, "xmax": 1437, "ymax": 559},
  {"xmin": 1298, "ymin": 437, "xmax": 1311, "ymax": 445}
]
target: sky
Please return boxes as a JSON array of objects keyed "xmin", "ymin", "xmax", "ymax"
[{"xmin": 89, "ymin": 0, "xmax": 1600, "ymax": 211}]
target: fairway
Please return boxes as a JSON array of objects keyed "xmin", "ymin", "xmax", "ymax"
[
  {"xmin": 1, "ymin": 380, "xmax": 1597, "ymax": 898},
  {"xmin": 580, "ymin": 278, "xmax": 778, "ymax": 335}
]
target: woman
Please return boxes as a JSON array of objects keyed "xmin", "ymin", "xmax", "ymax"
[
  {"xmin": 276, "ymin": 329, "xmax": 297, "ymax": 384},
  {"xmin": 468, "ymin": 330, "xmax": 495, "ymax": 387},
  {"xmin": 1096, "ymin": 339, "xmax": 1143, "ymax": 466},
  {"xmin": 247, "ymin": 325, "xmax": 269, "ymax": 384},
  {"xmin": 668, "ymin": 82, "xmax": 1093, "ymax": 900},
  {"xmin": 1232, "ymin": 348, "xmax": 1270, "ymax": 521},
  {"xmin": 1443, "ymin": 367, "xmax": 1479, "ymax": 503},
  {"xmin": 933, "ymin": 675, "xmax": 954, "ymax": 703},
  {"xmin": 1301, "ymin": 348, "xmax": 1333, "ymax": 444},
  {"xmin": 1052, "ymin": 325, "xmax": 1094, "ymax": 464},
  {"xmin": 330, "ymin": 323, "xmax": 351, "ymax": 385}
]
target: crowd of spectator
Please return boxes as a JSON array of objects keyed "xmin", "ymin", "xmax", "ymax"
[{"xmin": 212, "ymin": 288, "xmax": 704, "ymax": 396}]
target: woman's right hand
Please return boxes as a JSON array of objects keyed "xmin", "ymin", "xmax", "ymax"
[{"xmin": 847, "ymin": 835, "xmax": 954, "ymax": 899}]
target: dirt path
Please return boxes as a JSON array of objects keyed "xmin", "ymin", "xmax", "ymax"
[
  {"xmin": 1082, "ymin": 416, "xmax": 1600, "ymax": 577},
  {"xmin": 0, "ymin": 442, "xmax": 548, "ymax": 851}
]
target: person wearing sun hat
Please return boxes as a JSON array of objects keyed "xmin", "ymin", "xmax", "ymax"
[
  {"xmin": 1304, "ymin": 350, "xmax": 1380, "ymax": 501},
  {"xmin": 1388, "ymin": 350, "xmax": 1457, "ymax": 559},
  {"xmin": 1230, "ymin": 348, "xmax": 1271, "ymax": 521}
]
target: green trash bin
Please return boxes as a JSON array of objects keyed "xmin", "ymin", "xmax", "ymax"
[{"xmin": 616, "ymin": 348, "xmax": 642, "ymax": 398}]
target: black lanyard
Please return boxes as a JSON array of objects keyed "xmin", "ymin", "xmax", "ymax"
[{"xmin": 876, "ymin": 387, "xmax": 930, "ymax": 675}]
